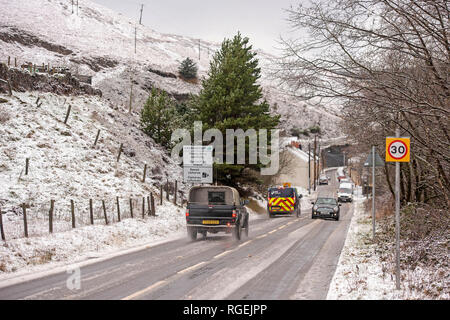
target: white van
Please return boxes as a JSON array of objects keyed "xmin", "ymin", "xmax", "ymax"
[{"xmin": 338, "ymin": 182, "xmax": 353, "ymax": 202}]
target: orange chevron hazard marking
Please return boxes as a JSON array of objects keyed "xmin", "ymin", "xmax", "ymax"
[{"xmin": 269, "ymin": 197, "xmax": 295, "ymax": 211}]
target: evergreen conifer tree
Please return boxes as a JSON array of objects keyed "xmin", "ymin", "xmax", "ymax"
[
  {"xmin": 178, "ymin": 57, "xmax": 198, "ymax": 79},
  {"xmin": 192, "ymin": 32, "xmax": 280, "ymax": 183},
  {"xmin": 140, "ymin": 88, "xmax": 177, "ymax": 149}
]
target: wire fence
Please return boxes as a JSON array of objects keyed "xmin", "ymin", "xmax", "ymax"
[{"xmin": 0, "ymin": 186, "xmax": 186, "ymax": 241}]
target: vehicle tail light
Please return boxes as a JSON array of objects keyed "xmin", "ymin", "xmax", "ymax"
[
  {"xmin": 232, "ymin": 210, "xmax": 237, "ymax": 218},
  {"xmin": 185, "ymin": 209, "xmax": 189, "ymax": 217},
  {"xmin": 227, "ymin": 222, "xmax": 231, "ymax": 227}
]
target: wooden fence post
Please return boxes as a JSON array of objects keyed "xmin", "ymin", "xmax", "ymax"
[
  {"xmin": 7, "ymin": 79, "xmax": 12, "ymax": 96},
  {"xmin": 166, "ymin": 178, "xmax": 169, "ymax": 201},
  {"xmin": 0, "ymin": 206, "xmax": 5, "ymax": 241},
  {"xmin": 147, "ymin": 196, "xmax": 151, "ymax": 216},
  {"xmin": 102, "ymin": 200, "xmax": 108, "ymax": 225},
  {"xmin": 174, "ymin": 180, "xmax": 177, "ymax": 205},
  {"xmin": 64, "ymin": 104, "xmax": 71, "ymax": 124},
  {"xmin": 22, "ymin": 203, "xmax": 28, "ymax": 238},
  {"xmin": 160, "ymin": 184, "xmax": 163, "ymax": 205},
  {"xmin": 49, "ymin": 199, "xmax": 54, "ymax": 233},
  {"xmin": 7, "ymin": 56, "xmax": 10, "ymax": 66},
  {"xmin": 151, "ymin": 193, "xmax": 155, "ymax": 216},
  {"xmin": 142, "ymin": 163, "xmax": 147, "ymax": 182},
  {"xmin": 89, "ymin": 199, "xmax": 94, "ymax": 225},
  {"xmin": 93, "ymin": 129, "xmax": 100, "ymax": 146},
  {"xmin": 14, "ymin": 57, "xmax": 17, "ymax": 67},
  {"xmin": 129, "ymin": 82, "xmax": 133, "ymax": 113},
  {"xmin": 129, "ymin": 198, "xmax": 133, "ymax": 218},
  {"xmin": 117, "ymin": 143, "xmax": 123, "ymax": 162},
  {"xmin": 142, "ymin": 197, "xmax": 145, "ymax": 219},
  {"xmin": 25, "ymin": 158, "xmax": 29, "ymax": 175},
  {"xmin": 71, "ymin": 199, "xmax": 75, "ymax": 228},
  {"xmin": 116, "ymin": 196, "xmax": 121, "ymax": 222}
]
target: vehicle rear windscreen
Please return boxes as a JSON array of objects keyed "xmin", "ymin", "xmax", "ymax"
[
  {"xmin": 208, "ymin": 191, "xmax": 226, "ymax": 204},
  {"xmin": 268, "ymin": 188, "xmax": 294, "ymax": 198},
  {"xmin": 339, "ymin": 188, "xmax": 352, "ymax": 194}
]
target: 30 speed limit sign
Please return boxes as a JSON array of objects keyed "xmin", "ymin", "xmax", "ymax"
[{"xmin": 386, "ymin": 137, "xmax": 410, "ymax": 162}]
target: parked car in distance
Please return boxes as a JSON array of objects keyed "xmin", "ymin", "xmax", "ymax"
[
  {"xmin": 311, "ymin": 196, "xmax": 341, "ymax": 220},
  {"xmin": 319, "ymin": 174, "xmax": 329, "ymax": 185},
  {"xmin": 185, "ymin": 186, "xmax": 249, "ymax": 241}
]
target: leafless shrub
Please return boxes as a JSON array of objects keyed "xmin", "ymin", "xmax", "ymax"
[
  {"xmin": 276, "ymin": 0, "xmax": 449, "ymax": 208},
  {"xmin": 0, "ymin": 109, "xmax": 10, "ymax": 123}
]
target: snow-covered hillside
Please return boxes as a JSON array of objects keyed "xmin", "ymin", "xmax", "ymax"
[
  {"xmin": 0, "ymin": 88, "xmax": 189, "ymax": 274},
  {"xmin": 0, "ymin": 89, "xmax": 184, "ymax": 228},
  {"xmin": 0, "ymin": 0, "xmax": 342, "ymax": 138}
]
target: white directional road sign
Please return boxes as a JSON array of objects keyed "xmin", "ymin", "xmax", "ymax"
[
  {"xmin": 183, "ymin": 166, "xmax": 213, "ymax": 184},
  {"xmin": 183, "ymin": 145, "xmax": 213, "ymax": 166},
  {"xmin": 183, "ymin": 145, "xmax": 213, "ymax": 184}
]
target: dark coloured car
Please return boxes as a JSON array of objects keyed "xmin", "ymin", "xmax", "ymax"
[
  {"xmin": 311, "ymin": 197, "xmax": 341, "ymax": 221},
  {"xmin": 185, "ymin": 186, "xmax": 249, "ymax": 241}
]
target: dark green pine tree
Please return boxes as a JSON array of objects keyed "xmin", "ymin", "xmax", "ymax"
[
  {"xmin": 140, "ymin": 88, "xmax": 177, "ymax": 149},
  {"xmin": 192, "ymin": 32, "xmax": 280, "ymax": 183},
  {"xmin": 178, "ymin": 57, "xmax": 198, "ymax": 79}
]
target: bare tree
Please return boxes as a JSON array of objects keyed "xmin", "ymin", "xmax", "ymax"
[{"xmin": 276, "ymin": 0, "xmax": 449, "ymax": 207}]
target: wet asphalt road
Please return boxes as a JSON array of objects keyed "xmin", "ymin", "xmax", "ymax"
[{"xmin": 0, "ymin": 169, "xmax": 353, "ymax": 300}]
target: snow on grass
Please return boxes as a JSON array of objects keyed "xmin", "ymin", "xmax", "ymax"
[
  {"xmin": 0, "ymin": 202, "xmax": 186, "ymax": 277},
  {"xmin": 326, "ymin": 192, "xmax": 449, "ymax": 300},
  {"xmin": 0, "ymin": 90, "xmax": 190, "ymax": 276}
]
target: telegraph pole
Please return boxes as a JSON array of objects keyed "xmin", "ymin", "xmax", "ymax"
[
  {"xmin": 313, "ymin": 135, "xmax": 317, "ymax": 191},
  {"xmin": 139, "ymin": 4, "xmax": 144, "ymax": 25},
  {"xmin": 308, "ymin": 143, "xmax": 311, "ymax": 195},
  {"xmin": 317, "ymin": 143, "xmax": 321, "ymax": 183},
  {"xmin": 134, "ymin": 26, "xmax": 137, "ymax": 54}
]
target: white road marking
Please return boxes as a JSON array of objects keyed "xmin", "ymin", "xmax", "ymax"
[
  {"xmin": 177, "ymin": 261, "xmax": 206, "ymax": 275},
  {"xmin": 214, "ymin": 240, "xmax": 252, "ymax": 259},
  {"xmin": 213, "ymin": 251, "xmax": 232, "ymax": 259},
  {"xmin": 121, "ymin": 280, "xmax": 167, "ymax": 300},
  {"xmin": 238, "ymin": 240, "xmax": 252, "ymax": 248},
  {"xmin": 122, "ymin": 260, "xmax": 207, "ymax": 300}
]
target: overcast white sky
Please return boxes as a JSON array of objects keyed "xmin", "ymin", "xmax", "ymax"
[{"xmin": 92, "ymin": 0, "xmax": 304, "ymax": 54}]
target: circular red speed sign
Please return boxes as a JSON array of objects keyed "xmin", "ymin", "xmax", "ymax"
[{"xmin": 388, "ymin": 140, "xmax": 408, "ymax": 160}]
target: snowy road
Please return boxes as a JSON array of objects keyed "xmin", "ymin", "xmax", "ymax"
[{"xmin": 0, "ymin": 169, "xmax": 354, "ymax": 300}]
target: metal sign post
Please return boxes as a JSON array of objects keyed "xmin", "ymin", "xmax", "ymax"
[
  {"xmin": 372, "ymin": 146, "xmax": 376, "ymax": 240},
  {"xmin": 394, "ymin": 129, "xmax": 401, "ymax": 290},
  {"xmin": 364, "ymin": 147, "xmax": 384, "ymax": 240},
  {"xmin": 385, "ymin": 131, "xmax": 410, "ymax": 290}
]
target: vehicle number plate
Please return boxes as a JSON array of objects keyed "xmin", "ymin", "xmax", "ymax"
[{"xmin": 202, "ymin": 220, "xmax": 219, "ymax": 225}]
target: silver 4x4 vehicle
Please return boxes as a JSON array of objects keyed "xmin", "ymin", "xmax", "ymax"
[{"xmin": 185, "ymin": 186, "xmax": 249, "ymax": 241}]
